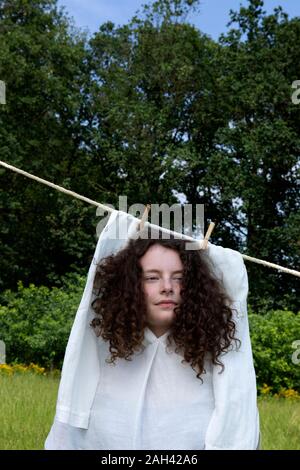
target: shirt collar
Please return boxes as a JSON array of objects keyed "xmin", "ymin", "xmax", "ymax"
[{"xmin": 143, "ymin": 326, "xmax": 172, "ymax": 346}]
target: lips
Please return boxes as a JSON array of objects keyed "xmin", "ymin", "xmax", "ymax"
[{"xmin": 157, "ymin": 301, "xmax": 177, "ymax": 305}]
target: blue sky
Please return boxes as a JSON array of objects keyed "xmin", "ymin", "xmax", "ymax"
[{"xmin": 57, "ymin": 0, "xmax": 299, "ymax": 40}]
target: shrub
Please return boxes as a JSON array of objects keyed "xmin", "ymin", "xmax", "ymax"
[
  {"xmin": 1, "ymin": 276, "xmax": 300, "ymax": 393},
  {"xmin": 0, "ymin": 272, "xmax": 85, "ymax": 369},
  {"xmin": 249, "ymin": 310, "xmax": 300, "ymax": 393}
]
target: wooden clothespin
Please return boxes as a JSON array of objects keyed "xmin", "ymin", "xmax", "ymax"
[
  {"xmin": 139, "ymin": 204, "xmax": 151, "ymax": 231},
  {"xmin": 200, "ymin": 221, "xmax": 215, "ymax": 249}
]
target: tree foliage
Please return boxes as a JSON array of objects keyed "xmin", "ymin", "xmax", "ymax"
[{"xmin": 0, "ymin": 0, "xmax": 299, "ymax": 311}]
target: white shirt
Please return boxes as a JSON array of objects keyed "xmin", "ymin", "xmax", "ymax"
[
  {"xmin": 45, "ymin": 209, "xmax": 260, "ymax": 450},
  {"xmin": 45, "ymin": 322, "xmax": 259, "ymax": 450},
  {"xmin": 45, "ymin": 327, "xmax": 215, "ymax": 450}
]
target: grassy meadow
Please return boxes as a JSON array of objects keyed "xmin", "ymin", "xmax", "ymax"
[
  {"xmin": 0, "ymin": 372, "xmax": 299, "ymax": 450},
  {"xmin": 0, "ymin": 372, "xmax": 59, "ymax": 450}
]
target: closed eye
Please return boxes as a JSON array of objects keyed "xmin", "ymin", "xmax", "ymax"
[{"xmin": 145, "ymin": 277, "xmax": 182, "ymax": 281}]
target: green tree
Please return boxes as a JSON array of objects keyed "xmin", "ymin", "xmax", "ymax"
[
  {"xmin": 0, "ymin": 0, "xmax": 102, "ymax": 290},
  {"xmin": 87, "ymin": 0, "xmax": 299, "ymax": 311},
  {"xmin": 88, "ymin": 0, "xmax": 222, "ymax": 211},
  {"xmin": 212, "ymin": 0, "xmax": 300, "ymax": 311},
  {"xmin": 0, "ymin": 0, "xmax": 298, "ymax": 315}
]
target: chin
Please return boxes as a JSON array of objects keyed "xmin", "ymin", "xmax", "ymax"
[{"xmin": 149, "ymin": 315, "xmax": 174, "ymax": 327}]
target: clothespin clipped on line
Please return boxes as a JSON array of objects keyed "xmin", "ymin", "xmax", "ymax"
[
  {"xmin": 139, "ymin": 204, "xmax": 151, "ymax": 231},
  {"xmin": 200, "ymin": 222, "xmax": 215, "ymax": 250}
]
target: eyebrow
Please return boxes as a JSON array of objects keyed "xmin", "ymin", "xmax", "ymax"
[{"xmin": 144, "ymin": 270, "xmax": 183, "ymax": 274}]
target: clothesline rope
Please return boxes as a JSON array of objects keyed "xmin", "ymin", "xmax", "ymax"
[{"xmin": 0, "ymin": 159, "xmax": 299, "ymax": 278}]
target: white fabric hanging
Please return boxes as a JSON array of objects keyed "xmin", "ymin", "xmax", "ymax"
[
  {"xmin": 45, "ymin": 209, "xmax": 260, "ymax": 450},
  {"xmin": 52, "ymin": 209, "xmax": 138, "ymax": 428}
]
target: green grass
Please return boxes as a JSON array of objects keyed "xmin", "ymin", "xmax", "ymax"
[
  {"xmin": 257, "ymin": 396, "xmax": 300, "ymax": 450},
  {"xmin": 0, "ymin": 374, "xmax": 300, "ymax": 450},
  {"xmin": 0, "ymin": 373, "xmax": 59, "ymax": 450}
]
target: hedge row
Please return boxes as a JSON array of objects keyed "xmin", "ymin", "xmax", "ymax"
[{"xmin": 0, "ymin": 277, "xmax": 299, "ymax": 392}]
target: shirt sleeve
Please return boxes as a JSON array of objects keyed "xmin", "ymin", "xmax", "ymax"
[
  {"xmin": 204, "ymin": 248, "xmax": 260, "ymax": 450},
  {"xmin": 44, "ymin": 416, "xmax": 85, "ymax": 450}
]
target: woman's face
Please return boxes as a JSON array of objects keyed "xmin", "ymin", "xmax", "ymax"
[{"xmin": 140, "ymin": 244, "xmax": 183, "ymax": 337}]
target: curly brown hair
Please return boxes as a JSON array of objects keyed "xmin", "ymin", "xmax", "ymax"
[{"xmin": 90, "ymin": 228, "xmax": 241, "ymax": 382}]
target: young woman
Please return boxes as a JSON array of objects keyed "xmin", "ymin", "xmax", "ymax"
[{"xmin": 45, "ymin": 210, "xmax": 260, "ymax": 450}]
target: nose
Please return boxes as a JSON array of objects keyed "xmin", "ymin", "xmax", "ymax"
[{"xmin": 160, "ymin": 278, "xmax": 174, "ymax": 293}]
